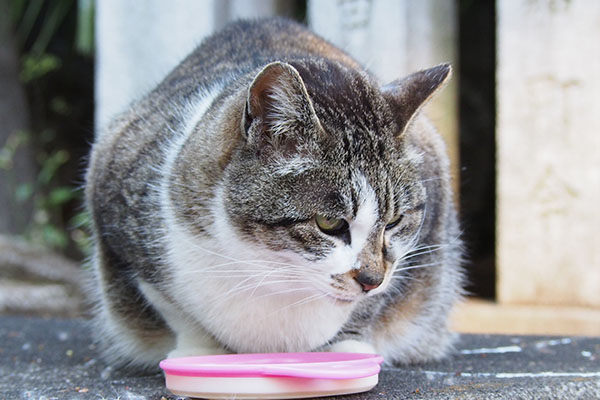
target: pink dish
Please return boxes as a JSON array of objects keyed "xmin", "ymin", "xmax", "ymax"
[{"xmin": 160, "ymin": 352, "xmax": 384, "ymax": 399}]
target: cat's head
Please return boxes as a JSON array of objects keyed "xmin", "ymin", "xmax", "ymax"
[{"xmin": 216, "ymin": 60, "xmax": 450, "ymax": 304}]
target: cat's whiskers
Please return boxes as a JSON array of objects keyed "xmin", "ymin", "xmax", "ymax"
[
  {"xmin": 196, "ymin": 272, "xmax": 304, "ymax": 280},
  {"xmin": 249, "ymin": 284, "xmax": 325, "ymax": 311},
  {"xmin": 267, "ymin": 291, "xmax": 331, "ymax": 317},
  {"xmin": 202, "ymin": 264, "xmax": 308, "ymax": 284},
  {"xmin": 399, "ymin": 244, "xmax": 449, "ymax": 261},
  {"xmin": 249, "ymin": 264, "xmax": 295, "ymax": 297},
  {"xmin": 409, "ymin": 205, "xmax": 428, "ymax": 245},
  {"xmin": 198, "ymin": 262, "xmax": 301, "ymax": 275},
  {"xmin": 201, "ymin": 261, "xmax": 304, "ymax": 274},
  {"xmin": 388, "ymin": 238, "xmax": 446, "ymax": 288},
  {"xmin": 214, "ymin": 277, "xmax": 317, "ymax": 302},
  {"xmin": 218, "ymin": 268, "xmax": 284, "ymax": 298},
  {"xmin": 214, "ymin": 263, "xmax": 332, "ymax": 302},
  {"xmin": 178, "ymin": 258, "xmax": 321, "ymax": 300},
  {"xmin": 252, "ymin": 285, "xmax": 316, "ymax": 300},
  {"xmin": 419, "ymin": 177, "xmax": 444, "ymax": 184},
  {"xmin": 181, "ymin": 238, "xmax": 312, "ymax": 271},
  {"xmin": 394, "ymin": 261, "xmax": 442, "ymax": 274},
  {"xmin": 393, "ymin": 230, "xmax": 461, "ymax": 270},
  {"xmin": 171, "ymin": 236, "xmax": 336, "ymax": 300},
  {"xmin": 172, "ymin": 234, "xmax": 311, "ymax": 277}
]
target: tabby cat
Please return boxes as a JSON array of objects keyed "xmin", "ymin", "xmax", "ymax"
[{"xmin": 85, "ymin": 18, "xmax": 463, "ymax": 369}]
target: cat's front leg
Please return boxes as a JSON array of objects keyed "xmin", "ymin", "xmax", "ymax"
[
  {"xmin": 327, "ymin": 339, "xmax": 377, "ymax": 354},
  {"xmin": 168, "ymin": 329, "xmax": 229, "ymax": 359},
  {"xmin": 136, "ymin": 279, "xmax": 228, "ymax": 358}
]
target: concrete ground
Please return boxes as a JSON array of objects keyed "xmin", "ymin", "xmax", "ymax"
[{"xmin": 1, "ymin": 316, "xmax": 599, "ymax": 399}]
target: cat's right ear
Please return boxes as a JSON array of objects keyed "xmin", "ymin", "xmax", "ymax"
[
  {"xmin": 242, "ymin": 62, "xmax": 320, "ymax": 156},
  {"xmin": 382, "ymin": 63, "xmax": 452, "ymax": 136}
]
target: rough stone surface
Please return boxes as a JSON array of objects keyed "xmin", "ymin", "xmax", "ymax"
[{"xmin": 1, "ymin": 316, "xmax": 599, "ymax": 399}]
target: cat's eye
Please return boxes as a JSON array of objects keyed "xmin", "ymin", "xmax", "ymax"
[
  {"xmin": 315, "ymin": 215, "xmax": 348, "ymax": 235},
  {"xmin": 385, "ymin": 215, "xmax": 403, "ymax": 230}
]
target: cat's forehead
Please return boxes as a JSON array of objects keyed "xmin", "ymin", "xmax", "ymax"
[
  {"xmin": 327, "ymin": 151, "xmax": 422, "ymax": 221},
  {"xmin": 291, "ymin": 62, "xmax": 406, "ymax": 169},
  {"xmin": 290, "ymin": 60, "xmax": 395, "ymax": 135}
]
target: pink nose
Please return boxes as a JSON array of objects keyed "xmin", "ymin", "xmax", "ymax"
[{"xmin": 354, "ymin": 270, "xmax": 383, "ymax": 293}]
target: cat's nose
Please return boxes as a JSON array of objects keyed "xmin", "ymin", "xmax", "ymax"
[{"xmin": 354, "ymin": 270, "xmax": 384, "ymax": 293}]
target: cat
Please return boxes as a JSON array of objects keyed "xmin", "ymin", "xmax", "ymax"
[{"xmin": 85, "ymin": 17, "xmax": 464, "ymax": 369}]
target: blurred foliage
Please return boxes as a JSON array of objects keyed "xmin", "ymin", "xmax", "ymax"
[
  {"xmin": 76, "ymin": 0, "xmax": 94, "ymax": 56},
  {"xmin": 20, "ymin": 53, "xmax": 61, "ymax": 82},
  {"xmin": 0, "ymin": 131, "xmax": 29, "ymax": 170},
  {"xmin": 3, "ymin": 0, "xmax": 95, "ymax": 258}
]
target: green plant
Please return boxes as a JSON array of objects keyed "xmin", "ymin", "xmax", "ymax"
[
  {"xmin": 5, "ymin": 0, "xmax": 95, "ymax": 257},
  {"xmin": 0, "ymin": 130, "xmax": 90, "ymax": 253}
]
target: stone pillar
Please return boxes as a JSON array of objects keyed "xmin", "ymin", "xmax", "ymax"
[
  {"xmin": 95, "ymin": 0, "xmax": 294, "ymax": 134},
  {"xmin": 496, "ymin": 0, "xmax": 600, "ymax": 307}
]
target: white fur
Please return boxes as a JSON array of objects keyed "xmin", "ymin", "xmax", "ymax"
[
  {"xmin": 328, "ymin": 339, "xmax": 377, "ymax": 354},
  {"xmin": 137, "ymin": 280, "xmax": 227, "ymax": 358},
  {"xmin": 326, "ymin": 174, "xmax": 379, "ymax": 276},
  {"xmin": 271, "ymin": 155, "xmax": 317, "ymax": 176},
  {"xmin": 164, "ymin": 185, "xmax": 354, "ymax": 354}
]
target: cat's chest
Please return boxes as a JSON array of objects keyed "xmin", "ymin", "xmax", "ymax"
[
  {"xmin": 199, "ymin": 283, "xmax": 353, "ymax": 353},
  {"xmin": 167, "ymin": 236, "xmax": 354, "ymax": 353}
]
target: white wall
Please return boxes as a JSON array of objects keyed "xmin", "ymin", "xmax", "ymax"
[
  {"xmin": 95, "ymin": 0, "xmax": 292, "ymax": 133},
  {"xmin": 496, "ymin": 0, "xmax": 600, "ymax": 307}
]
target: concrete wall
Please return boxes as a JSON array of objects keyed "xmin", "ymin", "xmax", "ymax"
[
  {"xmin": 95, "ymin": 0, "xmax": 295, "ymax": 133},
  {"xmin": 496, "ymin": 0, "xmax": 600, "ymax": 307}
]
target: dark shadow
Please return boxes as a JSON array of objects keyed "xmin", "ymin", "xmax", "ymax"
[{"xmin": 458, "ymin": 0, "xmax": 497, "ymax": 299}]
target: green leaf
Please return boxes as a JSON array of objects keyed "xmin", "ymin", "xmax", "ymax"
[
  {"xmin": 30, "ymin": 0, "xmax": 74, "ymax": 56},
  {"xmin": 38, "ymin": 149, "xmax": 69, "ymax": 185},
  {"xmin": 48, "ymin": 186, "xmax": 76, "ymax": 206},
  {"xmin": 0, "ymin": 130, "xmax": 30, "ymax": 169},
  {"xmin": 0, "ymin": 149, "xmax": 12, "ymax": 170},
  {"xmin": 15, "ymin": 0, "xmax": 44, "ymax": 50},
  {"xmin": 15, "ymin": 182, "xmax": 34, "ymax": 202},
  {"xmin": 76, "ymin": 0, "xmax": 95, "ymax": 56},
  {"xmin": 43, "ymin": 224, "xmax": 68, "ymax": 249},
  {"xmin": 20, "ymin": 54, "xmax": 62, "ymax": 82}
]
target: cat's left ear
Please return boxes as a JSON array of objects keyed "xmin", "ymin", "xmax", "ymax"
[
  {"xmin": 382, "ymin": 63, "xmax": 451, "ymax": 135},
  {"xmin": 242, "ymin": 61, "xmax": 320, "ymax": 156}
]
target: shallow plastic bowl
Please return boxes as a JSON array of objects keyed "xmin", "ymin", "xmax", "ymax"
[{"xmin": 159, "ymin": 352, "xmax": 384, "ymax": 399}]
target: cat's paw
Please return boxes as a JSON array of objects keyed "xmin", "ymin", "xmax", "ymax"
[
  {"xmin": 328, "ymin": 339, "xmax": 377, "ymax": 354},
  {"xmin": 168, "ymin": 331, "xmax": 229, "ymax": 358},
  {"xmin": 167, "ymin": 344, "xmax": 229, "ymax": 359}
]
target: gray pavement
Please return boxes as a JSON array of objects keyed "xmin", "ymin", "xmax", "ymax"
[{"xmin": 1, "ymin": 316, "xmax": 599, "ymax": 399}]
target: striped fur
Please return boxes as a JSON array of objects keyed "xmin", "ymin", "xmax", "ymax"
[{"xmin": 85, "ymin": 18, "xmax": 463, "ymax": 369}]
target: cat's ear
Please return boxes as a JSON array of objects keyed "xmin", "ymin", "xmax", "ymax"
[
  {"xmin": 242, "ymin": 62, "xmax": 320, "ymax": 155},
  {"xmin": 382, "ymin": 63, "xmax": 451, "ymax": 135}
]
